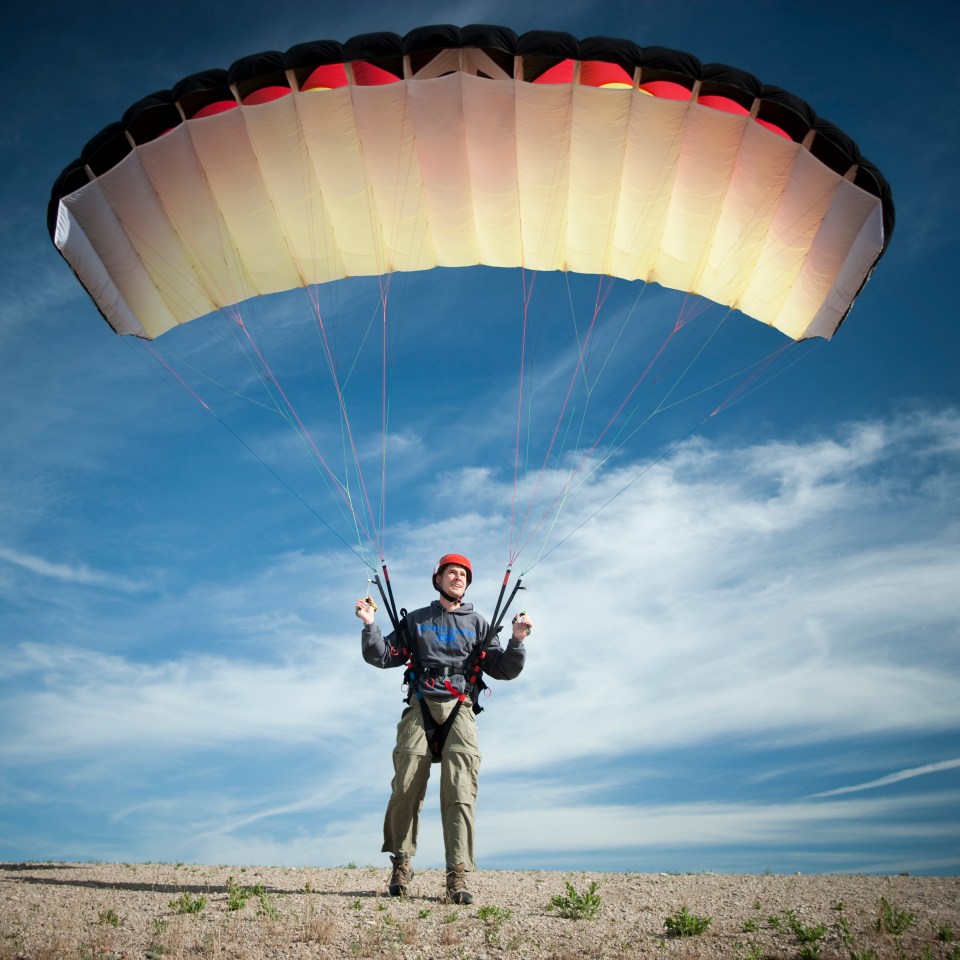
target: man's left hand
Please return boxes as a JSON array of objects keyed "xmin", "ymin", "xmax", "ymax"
[{"xmin": 511, "ymin": 611, "xmax": 533, "ymax": 641}]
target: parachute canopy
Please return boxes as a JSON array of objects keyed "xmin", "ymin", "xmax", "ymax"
[{"xmin": 49, "ymin": 24, "xmax": 893, "ymax": 343}]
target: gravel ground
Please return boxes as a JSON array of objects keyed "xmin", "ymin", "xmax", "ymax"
[{"xmin": 1, "ymin": 862, "xmax": 958, "ymax": 959}]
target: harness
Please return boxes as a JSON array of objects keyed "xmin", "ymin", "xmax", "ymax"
[
  {"xmin": 387, "ymin": 614, "xmax": 491, "ymax": 762},
  {"xmin": 371, "ymin": 565, "xmax": 523, "ymax": 763}
]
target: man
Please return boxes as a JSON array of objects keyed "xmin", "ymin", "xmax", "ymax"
[{"xmin": 356, "ymin": 553, "xmax": 530, "ymax": 904}]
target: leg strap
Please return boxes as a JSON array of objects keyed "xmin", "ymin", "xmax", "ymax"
[{"xmin": 418, "ymin": 697, "xmax": 464, "ymax": 764}]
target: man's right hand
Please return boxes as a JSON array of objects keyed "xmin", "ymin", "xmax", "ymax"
[{"xmin": 355, "ymin": 597, "xmax": 377, "ymax": 625}]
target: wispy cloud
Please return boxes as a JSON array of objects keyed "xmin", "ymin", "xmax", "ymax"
[
  {"xmin": 0, "ymin": 639, "xmax": 376, "ymax": 761},
  {"xmin": 809, "ymin": 759, "xmax": 960, "ymax": 799},
  {"xmin": 0, "ymin": 545, "xmax": 149, "ymax": 592}
]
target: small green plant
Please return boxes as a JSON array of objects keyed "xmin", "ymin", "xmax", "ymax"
[
  {"xmin": 255, "ymin": 886, "xmax": 281, "ymax": 920},
  {"xmin": 876, "ymin": 897, "xmax": 916, "ymax": 936},
  {"xmin": 477, "ymin": 905, "xmax": 514, "ymax": 946},
  {"xmin": 477, "ymin": 905, "xmax": 513, "ymax": 924},
  {"xmin": 224, "ymin": 878, "xmax": 280, "ymax": 919},
  {"xmin": 352, "ymin": 897, "xmax": 362, "ymax": 910},
  {"xmin": 417, "ymin": 908, "xmax": 430, "ymax": 919},
  {"xmin": 664, "ymin": 905, "xmax": 712, "ymax": 937},
  {"xmin": 735, "ymin": 940, "xmax": 765, "ymax": 960},
  {"xmin": 169, "ymin": 891, "xmax": 206, "ymax": 914},
  {"xmin": 790, "ymin": 910, "xmax": 826, "ymax": 947},
  {"xmin": 937, "ymin": 923, "xmax": 956, "ymax": 943},
  {"xmin": 547, "ymin": 880, "xmax": 602, "ymax": 920},
  {"xmin": 835, "ymin": 903, "xmax": 855, "ymax": 951},
  {"xmin": 794, "ymin": 919, "xmax": 827, "ymax": 944},
  {"xmin": 98, "ymin": 907, "xmax": 121, "ymax": 927},
  {"xmin": 743, "ymin": 917, "xmax": 759, "ymax": 933},
  {"xmin": 764, "ymin": 908, "xmax": 828, "ymax": 959},
  {"xmin": 226, "ymin": 876, "xmax": 252, "ymax": 911},
  {"xmin": 151, "ymin": 918, "xmax": 169, "ymax": 936},
  {"xmin": 443, "ymin": 910, "xmax": 459, "ymax": 923}
]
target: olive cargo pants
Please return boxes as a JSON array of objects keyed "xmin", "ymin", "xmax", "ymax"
[{"xmin": 381, "ymin": 698, "xmax": 481, "ymax": 870}]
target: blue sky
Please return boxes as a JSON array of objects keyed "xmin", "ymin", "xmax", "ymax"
[{"xmin": 2, "ymin": 0, "xmax": 958, "ymax": 875}]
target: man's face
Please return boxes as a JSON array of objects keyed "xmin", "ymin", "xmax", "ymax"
[{"xmin": 438, "ymin": 564, "xmax": 468, "ymax": 599}]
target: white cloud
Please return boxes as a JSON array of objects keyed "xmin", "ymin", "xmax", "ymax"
[
  {"xmin": 0, "ymin": 545, "xmax": 149, "ymax": 592},
  {"xmin": 470, "ymin": 788, "xmax": 960, "ymax": 866},
  {"xmin": 0, "ymin": 640, "xmax": 376, "ymax": 760},
  {"xmin": 809, "ymin": 759, "xmax": 960, "ymax": 799}
]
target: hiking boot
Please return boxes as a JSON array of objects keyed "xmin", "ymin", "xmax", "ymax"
[
  {"xmin": 445, "ymin": 863, "xmax": 473, "ymax": 905},
  {"xmin": 388, "ymin": 854, "xmax": 414, "ymax": 897}
]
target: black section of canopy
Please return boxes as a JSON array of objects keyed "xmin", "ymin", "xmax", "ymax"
[
  {"xmin": 756, "ymin": 85, "xmax": 817, "ymax": 144},
  {"xmin": 284, "ymin": 39, "xmax": 345, "ymax": 69},
  {"xmin": 228, "ymin": 50, "xmax": 289, "ymax": 101},
  {"xmin": 122, "ymin": 90, "xmax": 181, "ymax": 146},
  {"xmin": 403, "ymin": 24, "xmax": 518, "ymax": 77},
  {"xmin": 343, "ymin": 30, "xmax": 403, "ymax": 81},
  {"xmin": 699, "ymin": 63, "xmax": 763, "ymax": 111},
  {"xmin": 171, "ymin": 69, "xmax": 234, "ymax": 119},
  {"xmin": 580, "ymin": 35, "xmax": 644, "ymax": 78},
  {"xmin": 80, "ymin": 121, "xmax": 131, "ymax": 176}
]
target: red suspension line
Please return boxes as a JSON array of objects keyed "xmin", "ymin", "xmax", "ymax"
[
  {"xmin": 302, "ymin": 286, "xmax": 386, "ymax": 561},
  {"xmin": 510, "ymin": 269, "xmax": 537, "ymax": 562},
  {"xmin": 710, "ymin": 340, "xmax": 797, "ymax": 416},
  {"xmin": 378, "ymin": 273, "xmax": 393, "ymax": 562},
  {"xmin": 229, "ymin": 304, "xmax": 379, "ymax": 555},
  {"xmin": 510, "ymin": 276, "xmax": 607, "ymax": 563},
  {"xmin": 513, "ymin": 306, "xmax": 686, "ymax": 562}
]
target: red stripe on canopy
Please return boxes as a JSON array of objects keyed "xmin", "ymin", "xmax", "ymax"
[{"xmin": 302, "ymin": 63, "xmax": 350, "ymax": 90}]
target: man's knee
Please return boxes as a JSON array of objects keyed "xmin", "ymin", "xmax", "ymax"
[
  {"xmin": 440, "ymin": 748, "xmax": 480, "ymax": 803},
  {"xmin": 393, "ymin": 749, "xmax": 432, "ymax": 792}
]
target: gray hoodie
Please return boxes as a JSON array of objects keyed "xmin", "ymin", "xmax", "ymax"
[{"xmin": 362, "ymin": 600, "xmax": 525, "ymax": 700}]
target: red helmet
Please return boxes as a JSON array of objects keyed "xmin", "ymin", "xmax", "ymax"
[{"xmin": 432, "ymin": 553, "xmax": 473, "ymax": 590}]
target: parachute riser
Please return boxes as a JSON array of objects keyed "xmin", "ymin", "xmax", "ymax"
[
  {"xmin": 380, "ymin": 563, "xmax": 402, "ymax": 630},
  {"xmin": 487, "ymin": 568, "xmax": 525, "ymax": 649},
  {"xmin": 370, "ymin": 572, "xmax": 402, "ymax": 637}
]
